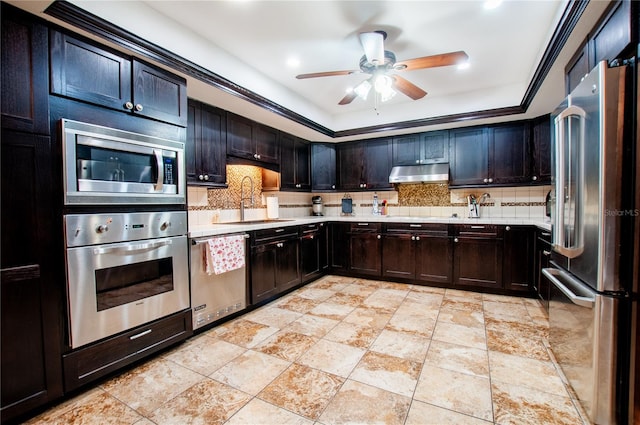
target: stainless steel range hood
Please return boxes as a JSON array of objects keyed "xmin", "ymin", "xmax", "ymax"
[{"xmin": 389, "ymin": 163, "xmax": 449, "ymax": 184}]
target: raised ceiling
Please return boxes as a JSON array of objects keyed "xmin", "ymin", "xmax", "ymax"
[{"xmin": 9, "ymin": 0, "xmax": 612, "ymax": 141}]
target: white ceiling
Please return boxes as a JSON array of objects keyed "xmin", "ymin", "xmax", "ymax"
[{"xmin": 9, "ymin": 0, "xmax": 613, "ymax": 141}]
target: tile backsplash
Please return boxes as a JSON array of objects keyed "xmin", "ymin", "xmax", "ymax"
[{"xmin": 188, "ymin": 166, "xmax": 551, "ymax": 225}]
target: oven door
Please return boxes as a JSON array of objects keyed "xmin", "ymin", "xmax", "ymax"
[{"xmin": 66, "ymin": 235, "xmax": 189, "ymax": 348}]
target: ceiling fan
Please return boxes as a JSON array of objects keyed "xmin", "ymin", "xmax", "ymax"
[{"xmin": 296, "ymin": 31, "xmax": 469, "ymax": 105}]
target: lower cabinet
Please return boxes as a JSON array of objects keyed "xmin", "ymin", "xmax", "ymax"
[
  {"xmin": 452, "ymin": 225, "xmax": 504, "ymax": 290},
  {"xmin": 250, "ymin": 227, "xmax": 300, "ymax": 304},
  {"xmin": 534, "ymin": 229, "xmax": 552, "ymax": 310},
  {"xmin": 503, "ymin": 226, "xmax": 535, "ymax": 293},
  {"xmin": 348, "ymin": 223, "xmax": 382, "ymax": 276},
  {"xmin": 300, "ymin": 223, "xmax": 326, "ymax": 283},
  {"xmin": 329, "ymin": 222, "xmax": 350, "ymax": 274}
]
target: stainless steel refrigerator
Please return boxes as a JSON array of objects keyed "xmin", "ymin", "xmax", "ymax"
[{"xmin": 545, "ymin": 60, "xmax": 636, "ymax": 424}]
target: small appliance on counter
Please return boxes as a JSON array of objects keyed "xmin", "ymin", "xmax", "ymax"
[{"xmin": 312, "ymin": 196, "xmax": 324, "ymax": 216}]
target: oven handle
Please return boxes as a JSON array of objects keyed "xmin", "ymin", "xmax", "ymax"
[
  {"xmin": 154, "ymin": 149, "xmax": 164, "ymax": 192},
  {"xmin": 93, "ymin": 239, "xmax": 172, "ymax": 255}
]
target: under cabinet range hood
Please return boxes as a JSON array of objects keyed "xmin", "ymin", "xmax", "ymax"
[{"xmin": 388, "ymin": 163, "xmax": 449, "ymax": 184}]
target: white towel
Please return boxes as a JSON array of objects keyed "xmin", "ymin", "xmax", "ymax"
[{"xmin": 202, "ymin": 235, "xmax": 245, "ymax": 275}]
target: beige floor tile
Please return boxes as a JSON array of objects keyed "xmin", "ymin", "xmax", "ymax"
[
  {"xmin": 253, "ymin": 330, "xmax": 318, "ymax": 362},
  {"xmin": 148, "ymin": 379, "xmax": 251, "ymax": 425},
  {"xmin": 350, "ymin": 351, "xmax": 421, "ymax": 397},
  {"xmin": 214, "ymin": 319, "xmax": 279, "ymax": 348},
  {"xmin": 488, "ymin": 350, "xmax": 568, "ymax": 396},
  {"xmin": 324, "ymin": 321, "xmax": 381, "ymax": 349},
  {"xmin": 243, "ymin": 306, "xmax": 303, "ymax": 329},
  {"xmin": 297, "ymin": 338, "xmax": 366, "ymax": 377},
  {"xmin": 295, "ymin": 287, "xmax": 335, "ymax": 301},
  {"xmin": 445, "ymin": 288, "xmax": 484, "ymax": 300},
  {"xmin": 285, "ymin": 313, "xmax": 339, "ymax": 338},
  {"xmin": 342, "ymin": 306, "xmax": 393, "ymax": 329},
  {"xmin": 441, "ymin": 297, "xmax": 484, "ymax": 313},
  {"xmin": 482, "ymin": 293, "xmax": 526, "ymax": 304},
  {"xmin": 432, "ymin": 321, "xmax": 487, "ymax": 350},
  {"xmin": 325, "ymin": 291, "xmax": 368, "ymax": 306},
  {"xmin": 437, "ymin": 306, "xmax": 485, "ymax": 328},
  {"xmin": 492, "ymin": 380, "xmax": 583, "ymax": 425},
  {"xmin": 319, "ymin": 379, "xmax": 411, "ymax": 425},
  {"xmin": 405, "ymin": 399, "xmax": 493, "ymax": 425},
  {"xmin": 486, "ymin": 328, "xmax": 550, "ymax": 361},
  {"xmin": 338, "ymin": 283, "xmax": 378, "ymax": 297},
  {"xmin": 274, "ymin": 295, "xmax": 321, "ymax": 313},
  {"xmin": 210, "ymin": 349, "xmax": 290, "ymax": 395},
  {"xmin": 307, "ymin": 301, "xmax": 355, "ymax": 320},
  {"xmin": 100, "ymin": 357, "xmax": 204, "ymax": 416},
  {"xmin": 386, "ymin": 312, "xmax": 436, "ymax": 338},
  {"xmin": 306, "ymin": 276, "xmax": 351, "ymax": 291},
  {"xmin": 408, "ymin": 284, "xmax": 446, "ymax": 295},
  {"xmin": 361, "ymin": 288, "xmax": 408, "ymax": 311},
  {"xmin": 425, "ymin": 340, "xmax": 490, "ymax": 378},
  {"xmin": 163, "ymin": 337, "xmax": 246, "ymax": 376},
  {"xmin": 414, "ymin": 364, "xmax": 493, "ymax": 422},
  {"xmin": 225, "ymin": 398, "xmax": 313, "ymax": 425},
  {"xmin": 395, "ymin": 300, "xmax": 440, "ymax": 319},
  {"xmin": 369, "ymin": 329, "xmax": 430, "ymax": 362},
  {"xmin": 404, "ymin": 290, "xmax": 444, "ymax": 307},
  {"xmin": 483, "ymin": 299, "xmax": 530, "ymax": 318},
  {"xmin": 258, "ymin": 363, "xmax": 344, "ymax": 420}
]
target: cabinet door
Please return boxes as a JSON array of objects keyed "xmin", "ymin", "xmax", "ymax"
[
  {"xmin": 275, "ymin": 238, "xmax": 300, "ymax": 291},
  {"xmin": 329, "ymin": 222, "xmax": 350, "ymax": 273},
  {"xmin": 536, "ymin": 233, "xmax": 552, "ymax": 311},
  {"xmin": 318, "ymin": 223, "xmax": 329, "ymax": 273},
  {"xmin": 421, "ymin": 131, "xmax": 449, "ymax": 164},
  {"xmin": 250, "ymin": 243, "xmax": 278, "ymax": 304},
  {"xmin": 392, "ymin": 134, "xmax": 421, "ymax": 165},
  {"xmin": 295, "ymin": 139, "xmax": 310, "ymax": 190},
  {"xmin": 453, "ymin": 235, "xmax": 502, "ymax": 289},
  {"xmin": 1, "ymin": 131, "xmax": 63, "ymax": 421},
  {"xmin": 350, "ymin": 233, "xmax": 382, "ymax": 276},
  {"xmin": 186, "ymin": 100, "xmax": 226, "ymax": 186},
  {"xmin": 300, "ymin": 232, "xmax": 320, "ymax": 283},
  {"xmin": 415, "ymin": 234, "xmax": 453, "ymax": 285},
  {"xmin": 337, "ymin": 142, "xmax": 365, "ymax": 190},
  {"xmin": 255, "ymin": 124, "xmax": 279, "ymax": 164},
  {"xmin": 311, "ymin": 143, "xmax": 336, "ymax": 191},
  {"xmin": 132, "ymin": 60, "xmax": 187, "ymax": 127},
  {"xmin": 565, "ymin": 43, "xmax": 590, "ymax": 95},
  {"xmin": 226, "ymin": 113, "xmax": 255, "ymax": 161},
  {"xmin": 502, "ymin": 226, "xmax": 534, "ymax": 292},
  {"xmin": 449, "ymin": 127, "xmax": 489, "ymax": 187},
  {"xmin": 531, "ymin": 115, "xmax": 551, "ymax": 184},
  {"xmin": 490, "ymin": 122, "xmax": 531, "ymax": 185},
  {"xmin": 280, "ymin": 133, "xmax": 296, "ymax": 189},
  {"xmin": 382, "ymin": 233, "xmax": 415, "ymax": 279},
  {"xmin": 1, "ymin": 5, "xmax": 49, "ymax": 135},
  {"xmin": 364, "ymin": 138, "xmax": 393, "ymax": 190},
  {"xmin": 590, "ymin": 0, "xmax": 631, "ymax": 67}
]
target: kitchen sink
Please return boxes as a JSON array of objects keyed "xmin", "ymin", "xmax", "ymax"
[{"xmin": 222, "ymin": 219, "xmax": 294, "ymax": 225}]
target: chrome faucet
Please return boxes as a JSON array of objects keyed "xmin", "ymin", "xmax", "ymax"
[{"xmin": 240, "ymin": 175, "xmax": 254, "ymax": 222}]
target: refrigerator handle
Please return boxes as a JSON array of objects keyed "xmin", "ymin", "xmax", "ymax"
[
  {"xmin": 542, "ymin": 267, "xmax": 595, "ymax": 308},
  {"xmin": 553, "ymin": 105, "xmax": 586, "ymax": 258}
]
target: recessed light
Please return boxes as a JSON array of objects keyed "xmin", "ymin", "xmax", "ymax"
[
  {"xmin": 484, "ymin": 0, "xmax": 503, "ymax": 10},
  {"xmin": 286, "ymin": 57, "xmax": 300, "ymax": 68}
]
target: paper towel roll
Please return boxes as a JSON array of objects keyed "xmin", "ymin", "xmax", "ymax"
[{"xmin": 266, "ymin": 197, "xmax": 279, "ymax": 219}]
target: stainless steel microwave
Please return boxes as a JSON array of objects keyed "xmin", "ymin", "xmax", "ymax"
[{"xmin": 61, "ymin": 119, "xmax": 186, "ymax": 205}]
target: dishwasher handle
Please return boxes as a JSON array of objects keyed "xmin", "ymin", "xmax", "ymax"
[{"xmin": 542, "ymin": 267, "xmax": 595, "ymax": 308}]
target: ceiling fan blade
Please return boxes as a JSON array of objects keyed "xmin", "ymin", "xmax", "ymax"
[
  {"xmin": 338, "ymin": 91, "xmax": 358, "ymax": 105},
  {"xmin": 391, "ymin": 75, "xmax": 427, "ymax": 100},
  {"xmin": 395, "ymin": 51, "xmax": 469, "ymax": 71},
  {"xmin": 359, "ymin": 31, "xmax": 385, "ymax": 64},
  {"xmin": 296, "ymin": 70, "xmax": 358, "ymax": 79}
]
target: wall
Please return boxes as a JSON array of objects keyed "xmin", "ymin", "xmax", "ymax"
[{"xmin": 188, "ymin": 165, "xmax": 551, "ymax": 226}]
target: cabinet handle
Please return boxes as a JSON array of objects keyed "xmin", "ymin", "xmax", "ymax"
[
  {"xmin": 488, "ymin": 178, "xmax": 493, "ymax": 183},
  {"xmin": 198, "ymin": 174, "xmax": 204, "ymax": 181},
  {"xmin": 357, "ymin": 223, "xmax": 369, "ymax": 226},
  {"xmin": 532, "ymin": 175, "xmax": 538, "ymax": 181},
  {"xmin": 377, "ymin": 235, "xmax": 381, "ymax": 239},
  {"xmin": 483, "ymin": 178, "xmax": 488, "ymax": 183},
  {"xmin": 277, "ymin": 242, "xmax": 283, "ymax": 248},
  {"xmin": 543, "ymin": 250, "xmax": 551, "ymax": 256},
  {"xmin": 257, "ymin": 154, "xmax": 261, "ymax": 159},
  {"xmin": 454, "ymin": 237, "xmax": 459, "ymax": 243},
  {"xmin": 505, "ymin": 226, "xmax": 511, "ymax": 231},
  {"xmin": 275, "ymin": 229, "xmax": 285, "ymax": 233},
  {"xmin": 541, "ymin": 232, "xmax": 551, "ymax": 237},
  {"xmin": 411, "ymin": 236, "xmax": 416, "ymax": 241},
  {"xmin": 129, "ymin": 329, "xmax": 152, "ymax": 340},
  {"xmin": 415, "ymin": 160, "xmax": 420, "ymax": 164},
  {"xmin": 470, "ymin": 226, "xmax": 485, "ymax": 229},
  {"xmin": 135, "ymin": 104, "xmax": 144, "ymax": 112},
  {"xmin": 415, "ymin": 236, "xmax": 420, "ymax": 241},
  {"xmin": 331, "ymin": 185, "xmax": 335, "ymax": 189},
  {"xmin": 409, "ymin": 224, "xmax": 422, "ymax": 228},
  {"xmin": 124, "ymin": 101, "xmax": 134, "ymax": 110},
  {"xmin": 203, "ymin": 174, "xmax": 209, "ymax": 181}
]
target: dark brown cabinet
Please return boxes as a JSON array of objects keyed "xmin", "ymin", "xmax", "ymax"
[
  {"xmin": 329, "ymin": 222, "xmax": 350, "ymax": 274},
  {"xmin": 311, "ymin": 143, "xmax": 337, "ymax": 191},
  {"xmin": 226, "ymin": 113, "xmax": 279, "ymax": 166},
  {"xmin": 349, "ymin": 223, "xmax": 382, "ymax": 276},
  {"xmin": 300, "ymin": 223, "xmax": 326, "ymax": 283},
  {"xmin": 502, "ymin": 226, "xmax": 535, "ymax": 293},
  {"xmin": 280, "ymin": 133, "xmax": 310, "ymax": 191},
  {"xmin": 186, "ymin": 99, "xmax": 226, "ymax": 186},
  {"xmin": 337, "ymin": 139, "xmax": 393, "ymax": 191},
  {"xmin": 452, "ymin": 225, "xmax": 503, "ymax": 290},
  {"xmin": 392, "ymin": 131, "xmax": 448, "ymax": 166},
  {"xmin": 50, "ymin": 31, "xmax": 187, "ymax": 127},
  {"xmin": 448, "ymin": 127, "xmax": 489, "ymax": 187},
  {"xmin": 382, "ymin": 223, "xmax": 452, "ymax": 285},
  {"xmin": 534, "ymin": 229, "xmax": 552, "ymax": 310},
  {"xmin": 250, "ymin": 227, "xmax": 300, "ymax": 305},
  {"xmin": 490, "ymin": 122, "xmax": 531, "ymax": 185},
  {"xmin": 531, "ymin": 115, "xmax": 552, "ymax": 184}
]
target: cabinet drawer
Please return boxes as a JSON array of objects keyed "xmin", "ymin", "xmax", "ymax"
[
  {"xmin": 252, "ymin": 226, "xmax": 299, "ymax": 244},
  {"xmin": 455, "ymin": 224, "xmax": 501, "ymax": 238},
  {"xmin": 350, "ymin": 222, "xmax": 381, "ymax": 233},
  {"xmin": 384, "ymin": 223, "xmax": 449, "ymax": 236},
  {"xmin": 63, "ymin": 309, "xmax": 192, "ymax": 391}
]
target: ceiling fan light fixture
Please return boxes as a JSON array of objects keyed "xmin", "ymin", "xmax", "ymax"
[
  {"xmin": 353, "ymin": 79, "xmax": 372, "ymax": 100},
  {"xmin": 374, "ymin": 75, "xmax": 396, "ymax": 102}
]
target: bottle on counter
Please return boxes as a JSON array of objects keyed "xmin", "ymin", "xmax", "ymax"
[{"xmin": 372, "ymin": 193, "xmax": 379, "ymax": 215}]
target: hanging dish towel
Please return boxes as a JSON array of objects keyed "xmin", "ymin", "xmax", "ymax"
[{"xmin": 203, "ymin": 235, "xmax": 246, "ymax": 275}]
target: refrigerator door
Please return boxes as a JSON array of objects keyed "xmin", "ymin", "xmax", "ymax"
[
  {"xmin": 551, "ymin": 61, "xmax": 626, "ymax": 293},
  {"xmin": 545, "ymin": 265, "xmax": 619, "ymax": 424}
]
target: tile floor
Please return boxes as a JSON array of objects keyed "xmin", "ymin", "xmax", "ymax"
[{"xmin": 27, "ymin": 276, "xmax": 588, "ymax": 425}]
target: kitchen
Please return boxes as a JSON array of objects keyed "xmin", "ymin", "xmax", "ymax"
[{"xmin": 1, "ymin": 1, "xmax": 638, "ymax": 424}]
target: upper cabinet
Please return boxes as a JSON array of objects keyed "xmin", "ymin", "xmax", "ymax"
[
  {"xmin": 448, "ymin": 127, "xmax": 490, "ymax": 187},
  {"xmin": 1, "ymin": 4, "xmax": 49, "ymax": 135},
  {"xmin": 226, "ymin": 113, "xmax": 279, "ymax": 167},
  {"xmin": 186, "ymin": 99, "xmax": 226, "ymax": 187},
  {"xmin": 50, "ymin": 31, "xmax": 187, "ymax": 127},
  {"xmin": 392, "ymin": 130, "xmax": 448, "ymax": 166},
  {"xmin": 490, "ymin": 121, "xmax": 531, "ymax": 185},
  {"xmin": 531, "ymin": 115, "xmax": 551, "ymax": 184},
  {"xmin": 311, "ymin": 143, "xmax": 336, "ymax": 191},
  {"xmin": 337, "ymin": 138, "xmax": 393, "ymax": 191},
  {"xmin": 280, "ymin": 132, "xmax": 310, "ymax": 191}
]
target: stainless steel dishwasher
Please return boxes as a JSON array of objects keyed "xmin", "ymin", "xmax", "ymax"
[{"xmin": 190, "ymin": 234, "xmax": 248, "ymax": 330}]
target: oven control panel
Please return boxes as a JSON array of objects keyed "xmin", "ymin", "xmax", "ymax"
[{"xmin": 65, "ymin": 211, "xmax": 187, "ymax": 247}]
